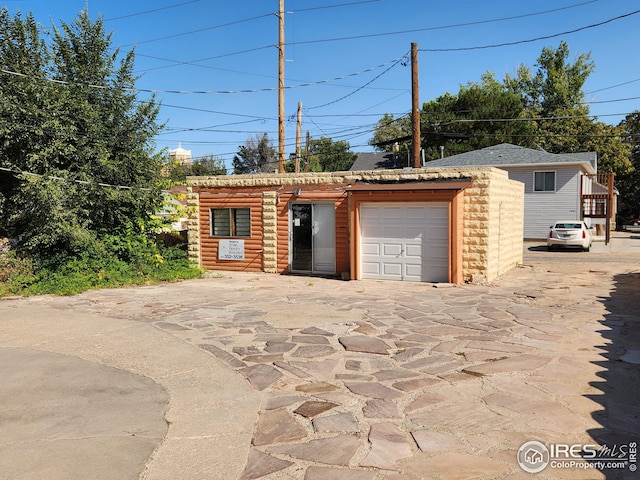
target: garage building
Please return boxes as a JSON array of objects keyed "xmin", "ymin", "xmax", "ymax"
[{"xmin": 186, "ymin": 167, "xmax": 524, "ymax": 284}]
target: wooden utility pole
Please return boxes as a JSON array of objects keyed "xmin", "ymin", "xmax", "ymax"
[
  {"xmin": 304, "ymin": 131, "xmax": 310, "ymax": 172},
  {"xmin": 295, "ymin": 101, "xmax": 302, "ymax": 173},
  {"xmin": 278, "ymin": 0, "xmax": 285, "ymax": 173},
  {"xmin": 411, "ymin": 42, "xmax": 421, "ymax": 168}
]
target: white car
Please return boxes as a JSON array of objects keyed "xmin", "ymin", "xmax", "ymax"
[{"xmin": 547, "ymin": 221, "xmax": 592, "ymax": 252}]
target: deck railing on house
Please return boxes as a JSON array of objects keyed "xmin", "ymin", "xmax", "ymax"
[{"xmin": 581, "ymin": 173, "xmax": 615, "ymax": 244}]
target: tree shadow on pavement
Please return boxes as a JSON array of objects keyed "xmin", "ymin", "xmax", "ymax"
[{"xmin": 587, "ymin": 271, "xmax": 640, "ymax": 479}]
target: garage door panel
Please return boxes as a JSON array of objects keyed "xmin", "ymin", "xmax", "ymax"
[
  {"xmin": 382, "ymin": 226, "xmax": 404, "ymax": 238},
  {"xmin": 362, "ymin": 262, "xmax": 381, "ymax": 275},
  {"xmin": 405, "ymin": 207, "xmax": 428, "ymax": 220},
  {"xmin": 405, "ymin": 244, "xmax": 422, "ymax": 258},
  {"xmin": 405, "ymin": 226, "xmax": 426, "ymax": 239},
  {"xmin": 362, "ymin": 243, "xmax": 380, "ymax": 255},
  {"xmin": 360, "ymin": 203, "xmax": 449, "ymax": 283},
  {"xmin": 405, "ymin": 264, "xmax": 422, "ymax": 279},
  {"xmin": 382, "ymin": 243, "xmax": 402, "ymax": 256},
  {"xmin": 383, "ymin": 263, "xmax": 402, "ymax": 276}
]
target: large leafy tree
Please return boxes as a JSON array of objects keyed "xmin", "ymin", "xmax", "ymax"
[
  {"xmin": 618, "ymin": 112, "xmax": 640, "ymax": 220},
  {"xmin": 165, "ymin": 154, "xmax": 226, "ymax": 182},
  {"xmin": 309, "ymin": 137, "xmax": 357, "ymax": 172},
  {"xmin": 0, "ymin": 8, "xmax": 163, "ymax": 257},
  {"xmin": 505, "ymin": 42, "xmax": 631, "ymax": 175},
  {"xmin": 370, "ymin": 41, "xmax": 631, "ymax": 177},
  {"xmin": 370, "ymin": 113, "xmax": 412, "ymax": 153},
  {"xmin": 505, "ymin": 41, "xmax": 594, "ymax": 116},
  {"xmin": 421, "ymin": 73, "xmax": 536, "ymax": 160},
  {"xmin": 371, "ymin": 74, "xmax": 535, "ymax": 161},
  {"xmin": 232, "ymin": 133, "xmax": 277, "ymax": 174}
]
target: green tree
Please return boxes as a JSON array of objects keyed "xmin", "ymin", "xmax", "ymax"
[
  {"xmin": 0, "ymin": 8, "xmax": 163, "ymax": 257},
  {"xmin": 191, "ymin": 155, "xmax": 227, "ymax": 176},
  {"xmin": 370, "ymin": 41, "xmax": 631, "ymax": 181},
  {"xmin": 421, "ymin": 73, "xmax": 536, "ymax": 160},
  {"xmin": 165, "ymin": 154, "xmax": 227, "ymax": 181},
  {"xmin": 232, "ymin": 133, "xmax": 277, "ymax": 174},
  {"xmin": 370, "ymin": 113, "xmax": 412, "ymax": 153},
  {"xmin": 505, "ymin": 42, "xmax": 631, "ymax": 176},
  {"xmin": 505, "ymin": 41, "xmax": 594, "ymax": 116},
  {"xmin": 618, "ymin": 112, "xmax": 640, "ymax": 220},
  {"xmin": 369, "ymin": 74, "xmax": 535, "ymax": 161},
  {"xmin": 309, "ymin": 137, "xmax": 357, "ymax": 172}
]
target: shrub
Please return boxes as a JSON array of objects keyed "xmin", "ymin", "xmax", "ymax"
[{"xmin": 0, "ymin": 233, "xmax": 203, "ymax": 297}]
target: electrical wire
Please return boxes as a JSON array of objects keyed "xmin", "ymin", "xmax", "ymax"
[
  {"xmin": 0, "ymin": 166, "xmax": 165, "ymax": 192},
  {"xmin": 284, "ymin": 0, "xmax": 601, "ymax": 46},
  {"xmin": 104, "ymin": 1, "xmax": 201, "ymax": 22},
  {"xmin": 307, "ymin": 53, "xmax": 408, "ymax": 110},
  {"xmin": 129, "ymin": 1, "xmax": 599, "ymax": 72},
  {"xmin": 419, "ymin": 9, "xmax": 640, "ymax": 52},
  {"xmin": 0, "ymin": 54, "xmax": 408, "ymax": 95}
]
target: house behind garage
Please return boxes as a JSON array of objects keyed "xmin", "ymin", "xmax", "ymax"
[
  {"xmin": 414, "ymin": 143, "xmax": 607, "ymax": 239},
  {"xmin": 186, "ymin": 167, "xmax": 524, "ymax": 284}
]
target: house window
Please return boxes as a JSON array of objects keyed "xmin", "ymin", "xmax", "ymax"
[
  {"xmin": 534, "ymin": 171, "xmax": 556, "ymax": 192},
  {"xmin": 210, "ymin": 208, "xmax": 251, "ymax": 237}
]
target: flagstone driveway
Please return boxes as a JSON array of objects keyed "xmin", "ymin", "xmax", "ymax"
[{"xmin": 1, "ymin": 232, "xmax": 639, "ymax": 479}]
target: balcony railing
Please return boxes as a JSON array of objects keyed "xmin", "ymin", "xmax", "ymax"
[{"xmin": 581, "ymin": 173, "xmax": 615, "ymax": 244}]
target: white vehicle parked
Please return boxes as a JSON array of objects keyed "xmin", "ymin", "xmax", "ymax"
[{"xmin": 547, "ymin": 221, "xmax": 593, "ymax": 252}]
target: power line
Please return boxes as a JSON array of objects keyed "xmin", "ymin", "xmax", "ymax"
[
  {"xmin": 1, "ymin": 54, "xmax": 408, "ymax": 95},
  {"xmin": 120, "ymin": 1, "xmax": 379, "ymax": 49},
  {"xmin": 104, "ymin": 1, "xmax": 201, "ymax": 22},
  {"xmin": 586, "ymin": 78, "xmax": 640, "ymax": 95},
  {"xmin": 119, "ymin": 13, "xmax": 273, "ymax": 47},
  {"xmin": 307, "ymin": 53, "xmax": 409, "ymax": 110},
  {"xmin": 419, "ymin": 9, "xmax": 640, "ymax": 52},
  {"xmin": 130, "ymin": 1, "xmax": 598, "ymax": 72},
  {"xmin": 291, "ymin": 0, "xmax": 380, "ymax": 14},
  {"xmin": 0, "ymin": 166, "xmax": 165, "ymax": 192},
  {"xmin": 284, "ymin": 0, "xmax": 601, "ymax": 46}
]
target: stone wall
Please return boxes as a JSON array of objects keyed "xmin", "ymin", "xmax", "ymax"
[{"xmin": 459, "ymin": 168, "xmax": 524, "ymax": 282}]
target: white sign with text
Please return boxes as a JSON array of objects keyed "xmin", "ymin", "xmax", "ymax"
[{"xmin": 218, "ymin": 239, "xmax": 245, "ymax": 260}]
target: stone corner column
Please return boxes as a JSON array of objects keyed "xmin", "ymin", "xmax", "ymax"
[
  {"xmin": 186, "ymin": 191, "xmax": 201, "ymax": 266},
  {"xmin": 262, "ymin": 192, "xmax": 278, "ymax": 273}
]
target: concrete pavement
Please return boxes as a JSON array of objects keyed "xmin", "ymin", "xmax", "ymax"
[{"xmin": 1, "ymin": 232, "xmax": 639, "ymax": 479}]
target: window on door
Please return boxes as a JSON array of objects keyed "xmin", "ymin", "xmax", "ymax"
[{"xmin": 210, "ymin": 208, "xmax": 251, "ymax": 237}]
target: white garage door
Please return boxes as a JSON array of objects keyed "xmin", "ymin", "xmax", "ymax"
[{"xmin": 360, "ymin": 203, "xmax": 449, "ymax": 282}]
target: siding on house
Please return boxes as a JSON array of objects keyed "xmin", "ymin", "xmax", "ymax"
[
  {"xmin": 197, "ymin": 189, "xmax": 264, "ymax": 272},
  {"xmin": 507, "ymin": 165, "xmax": 584, "ymax": 239},
  {"xmin": 422, "ymin": 144, "xmax": 597, "ymax": 240}
]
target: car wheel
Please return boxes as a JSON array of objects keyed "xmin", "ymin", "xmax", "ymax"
[{"xmin": 583, "ymin": 245, "xmax": 590, "ymax": 252}]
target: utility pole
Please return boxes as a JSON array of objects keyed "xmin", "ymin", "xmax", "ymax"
[
  {"xmin": 304, "ymin": 131, "xmax": 310, "ymax": 172},
  {"xmin": 295, "ymin": 101, "xmax": 302, "ymax": 173},
  {"xmin": 411, "ymin": 42, "xmax": 421, "ymax": 168},
  {"xmin": 278, "ymin": 0, "xmax": 286, "ymax": 173}
]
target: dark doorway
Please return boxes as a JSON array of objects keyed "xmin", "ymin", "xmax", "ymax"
[{"xmin": 291, "ymin": 204, "xmax": 313, "ymax": 271}]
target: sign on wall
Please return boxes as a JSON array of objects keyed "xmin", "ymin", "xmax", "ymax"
[{"xmin": 218, "ymin": 239, "xmax": 245, "ymax": 260}]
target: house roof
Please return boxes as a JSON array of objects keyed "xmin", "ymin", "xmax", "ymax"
[
  {"xmin": 424, "ymin": 143, "xmax": 597, "ymax": 174},
  {"xmin": 349, "ymin": 152, "xmax": 405, "ymax": 171}
]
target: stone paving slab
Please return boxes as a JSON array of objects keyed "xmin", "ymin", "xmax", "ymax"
[{"xmin": 2, "ymin": 236, "xmax": 640, "ymax": 479}]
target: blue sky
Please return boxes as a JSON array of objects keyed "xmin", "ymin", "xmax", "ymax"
[{"xmin": 4, "ymin": 0, "xmax": 640, "ymax": 171}]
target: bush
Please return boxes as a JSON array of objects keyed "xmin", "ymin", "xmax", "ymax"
[{"xmin": 0, "ymin": 233, "xmax": 203, "ymax": 297}]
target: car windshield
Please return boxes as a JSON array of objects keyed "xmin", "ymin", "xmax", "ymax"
[{"xmin": 554, "ymin": 223, "xmax": 582, "ymax": 229}]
